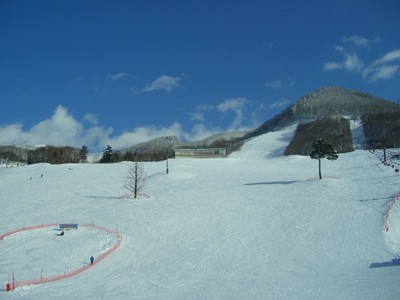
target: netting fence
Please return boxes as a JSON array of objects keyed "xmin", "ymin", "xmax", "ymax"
[
  {"xmin": 384, "ymin": 192, "xmax": 400, "ymax": 232},
  {"xmin": 1, "ymin": 223, "xmax": 122, "ymax": 291}
]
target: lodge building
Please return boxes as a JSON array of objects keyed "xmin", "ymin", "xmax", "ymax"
[{"xmin": 174, "ymin": 148, "xmax": 226, "ymax": 159}]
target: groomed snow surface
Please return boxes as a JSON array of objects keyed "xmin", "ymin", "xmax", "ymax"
[{"xmin": 1, "ymin": 127, "xmax": 400, "ymax": 299}]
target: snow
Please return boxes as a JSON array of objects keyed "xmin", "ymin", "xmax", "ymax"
[
  {"xmin": 1, "ymin": 128, "xmax": 400, "ymax": 299},
  {"xmin": 349, "ymin": 117, "xmax": 366, "ymax": 149}
]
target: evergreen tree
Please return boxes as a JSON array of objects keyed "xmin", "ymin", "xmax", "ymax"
[
  {"xmin": 123, "ymin": 151, "xmax": 135, "ymax": 161},
  {"xmin": 310, "ymin": 138, "xmax": 339, "ymax": 179},
  {"xmin": 100, "ymin": 145, "xmax": 113, "ymax": 163},
  {"xmin": 79, "ymin": 145, "xmax": 88, "ymax": 163}
]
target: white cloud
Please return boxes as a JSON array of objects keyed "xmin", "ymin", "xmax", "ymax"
[
  {"xmin": 334, "ymin": 45, "xmax": 345, "ymax": 53},
  {"xmin": 323, "ymin": 39, "xmax": 400, "ymax": 82},
  {"xmin": 26, "ymin": 106, "xmax": 84, "ymax": 147},
  {"xmin": 371, "ymin": 65, "xmax": 399, "ymax": 81},
  {"xmin": 270, "ymin": 98, "xmax": 289, "ymax": 110},
  {"xmin": 342, "ymin": 35, "xmax": 380, "ymax": 48},
  {"xmin": 196, "ymin": 104, "xmax": 214, "ymax": 111},
  {"xmin": 106, "ymin": 122, "xmax": 185, "ymax": 149},
  {"xmin": 187, "ymin": 98, "xmax": 262, "ymax": 134},
  {"xmin": 143, "ymin": 75, "xmax": 182, "ymax": 92},
  {"xmin": 84, "ymin": 126, "xmax": 114, "ymax": 149},
  {"xmin": 217, "ymin": 98, "xmax": 250, "ymax": 131},
  {"xmin": 0, "ymin": 106, "xmax": 202, "ymax": 151},
  {"xmin": 82, "ymin": 113, "xmax": 99, "ymax": 125},
  {"xmin": 106, "ymin": 73, "xmax": 130, "ymax": 81},
  {"xmin": 0, "ymin": 123, "xmax": 25, "ymax": 145},
  {"xmin": 323, "ymin": 62, "xmax": 343, "ymax": 71},
  {"xmin": 363, "ymin": 49, "xmax": 400, "ymax": 82},
  {"xmin": 343, "ymin": 52, "xmax": 364, "ymax": 73},
  {"xmin": 265, "ymin": 80, "xmax": 282, "ymax": 89},
  {"xmin": 323, "ymin": 47, "xmax": 364, "ymax": 73},
  {"xmin": 265, "ymin": 78, "xmax": 295, "ymax": 89},
  {"xmin": 184, "ymin": 123, "xmax": 220, "ymax": 142},
  {"xmin": 0, "ymin": 106, "xmax": 121, "ymax": 150},
  {"xmin": 188, "ymin": 104, "xmax": 214, "ymax": 122},
  {"xmin": 0, "ymin": 106, "xmax": 86, "ymax": 147},
  {"xmin": 0, "ymin": 99, "xmax": 263, "ymax": 152},
  {"xmin": 217, "ymin": 97, "xmax": 248, "ymax": 112},
  {"xmin": 373, "ymin": 49, "xmax": 400, "ymax": 65},
  {"xmin": 188, "ymin": 111, "xmax": 205, "ymax": 122}
]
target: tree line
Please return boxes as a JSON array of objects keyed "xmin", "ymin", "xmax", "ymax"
[
  {"xmin": 362, "ymin": 111, "xmax": 400, "ymax": 149},
  {"xmin": 0, "ymin": 145, "xmax": 88, "ymax": 165},
  {"xmin": 99, "ymin": 145, "xmax": 172, "ymax": 163},
  {"xmin": 27, "ymin": 145, "xmax": 88, "ymax": 164},
  {"xmin": 284, "ymin": 117, "xmax": 353, "ymax": 156}
]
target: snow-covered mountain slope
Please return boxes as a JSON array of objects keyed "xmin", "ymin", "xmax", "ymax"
[
  {"xmin": 230, "ymin": 124, "xmax": 297, "ymax": 160},
  {"xmin": 1, "ymin": 127, "xmax": 400, "ymax": 299},
  {"xmin": 350, "ymin": 117, "xmax": 366, "ymax": 149}
]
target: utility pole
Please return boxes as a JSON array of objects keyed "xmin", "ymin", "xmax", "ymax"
[
  {"xmin": 164, "ymin": 137, "xmax": 174, "ymax": 174},
  {"xmin": 383, "ymin": 147, "xmax": 387, "ymax": 164}
]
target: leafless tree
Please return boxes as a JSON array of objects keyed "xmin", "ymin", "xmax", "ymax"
[{"xmin": 124, "ymin": 162, "xmax": 146, "ymax": 199}]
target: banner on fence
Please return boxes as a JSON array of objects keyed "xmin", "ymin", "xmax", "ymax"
[{"xmin": 59, "ymin": 224, "xmax": 78, "ymax": 230}]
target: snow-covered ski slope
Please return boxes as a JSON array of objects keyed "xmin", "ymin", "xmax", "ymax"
[{"xmin": 1, "ymin": 127, "xmax": 400, "ymax": 300}]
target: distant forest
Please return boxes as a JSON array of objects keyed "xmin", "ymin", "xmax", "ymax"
[
  {"xmin": 362, "ymin": 111, "xmax": 400, "ymax": 149},
  {"xmin": 0, "ymin": 145, "xmax": 88, "ymax": 165},
  {"xmin": 284, "ymin": 112, "xmax": 400, "ymax": 156},
  {"xmin": 284, "ymin": 117, "xmax": 353, "ymax": 156},
  {"xmin": 2, "ymin": 111, "xmax": 400, "ymax": 165}
]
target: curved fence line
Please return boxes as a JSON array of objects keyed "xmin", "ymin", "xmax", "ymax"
[
  {"xmin": 384, "ymin": 192, "xmax": 400, "ymax": 232},
  {"xmin": 0, "ymin": 223, "xmax": 58, "ymax": 240},
  {"xmin": 1, "ymin": 223, "xmax": 122, "ymax": 291}
]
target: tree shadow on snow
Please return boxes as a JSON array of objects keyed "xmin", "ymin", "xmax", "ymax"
[
  {"xmin": 369, "ymin": 257, "xmax": 400, "ymax": 268},
  {"xmin": 148, "ymin": 172, "xmax": 167, "ymax": 179},
  {"xmin": 85, "ymin": 195, "xmax": 122, "ymax": 200},
  {"xmin": 244, "ymin": 180, "xmax": 300, "ymax": 186},
  {"xmin": 359, "ymin": 197, "xmax": 390, "ymax": 202},
  {"xmin": 358, "ymin": 197, "xmax": 390, "ymax": 213}
]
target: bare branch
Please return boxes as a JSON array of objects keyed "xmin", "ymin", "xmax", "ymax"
[{"xmin": 123, "ymin": 162, "xmax": 146, "ymax": 199}]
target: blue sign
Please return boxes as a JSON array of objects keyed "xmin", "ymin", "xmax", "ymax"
[{"xmin": 59, "ymin": 223, "xmax": 78, "ymax": 230}]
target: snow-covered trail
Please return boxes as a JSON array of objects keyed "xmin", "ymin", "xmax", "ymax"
[
  {"xmin": 230, "ymin": 124, "xmax": 297, "ymax": 160},
  {"xmin": 1, "ymin": 135, "xmax": 400, "ymax": 299}
]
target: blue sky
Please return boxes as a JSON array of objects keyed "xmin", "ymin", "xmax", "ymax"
[{"xmin": 1, "ymin": 0, "xmax": 399, "ymax": 151}]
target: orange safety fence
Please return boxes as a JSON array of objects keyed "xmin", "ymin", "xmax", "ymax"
[
  {"xmin": 0, "ymin": 223, "xmax": 58, "ymax": 240},
  {"xmin": 1, "ymin": 223, "xmax": 122, "ymax": 291},
  {"xmin": 384, "ymin": 192, "xmax": 400, "ymax": 232}
]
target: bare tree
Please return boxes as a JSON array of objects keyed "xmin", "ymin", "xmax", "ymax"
[{"xmin": 124, "ymin": 162, "xmax": 146, "ymax": 199}]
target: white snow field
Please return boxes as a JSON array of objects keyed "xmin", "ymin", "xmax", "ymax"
[{"xmin": 1, "ymin": 127, "xmax": 400, "ymax": 299}]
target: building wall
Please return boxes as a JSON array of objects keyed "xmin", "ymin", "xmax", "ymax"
[{"xmin": 174, "ymin": 148, "xmax": 226, "ymax": 158}]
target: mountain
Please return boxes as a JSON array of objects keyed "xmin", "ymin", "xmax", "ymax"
[
  {"xmin": 117, "ymin": 131, "xmax": 248, "ymax": 160},
  {"xmin": 2, "ymin": 86, "xmax": 399, "ymax": 163},
  {"xmin": 245, "ymin": 86, "xmax": 399, "ymax": 139}
]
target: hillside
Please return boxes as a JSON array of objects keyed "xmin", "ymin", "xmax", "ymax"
[
  {"xmin": 247, "ymin": 86, "xmax": 399, "ymax": 139},
  {"xmin": 1, "ymin": 128, "xmax": 400, "ymax": 299},
  {"xmin": 1, "ymin": 86, "xmax": 399, "ymax": 162},
  {"xmin": 284, "ymin": 117, "xmax": 354, "ymax": 155},
  {"xmin": 100, "ymin": 87, "xmax": 400, "ymax": 159},
  {"xmin": 233, "ymin": 86, "xmax": 399, "ymax": 156},
  {"xmin": 117, "ymin": 131, "xmax": 248, "ymax": 160},
  {"xmin": 362, "ymin": 111, "xmax": 400, "ymax": 148}
]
